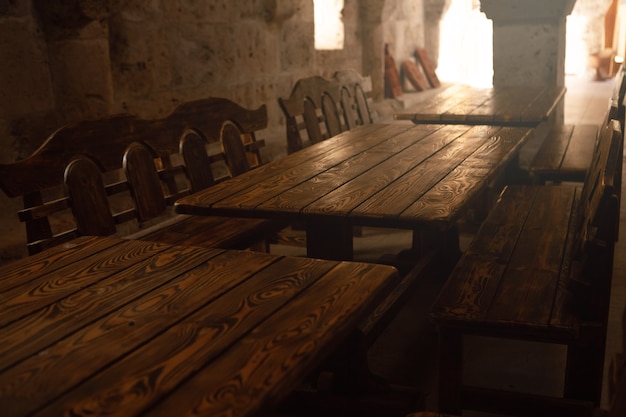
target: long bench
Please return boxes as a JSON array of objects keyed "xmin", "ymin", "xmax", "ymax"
[
  {"xmin": 528, "ymin": 65, "xmax": 625, "ymax": 184},
  {"xmin": 430, "ymin": 118, "xmax": 623, "ymax": 416},
  {"xmin": 0, "ymin": 98, "xmax": 286, "ymax": 255}
]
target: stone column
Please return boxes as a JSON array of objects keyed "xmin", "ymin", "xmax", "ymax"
[
  {"xmin": 480, "ymin": 0, "xmax": 577, "ymax": 87},
  {"xmin": 360, "ymin": 0, "xmax": 386, "ymax": 100},
  {"xmin": 481, "ymin": 0, "xmax": 576, "ymax": 125}
]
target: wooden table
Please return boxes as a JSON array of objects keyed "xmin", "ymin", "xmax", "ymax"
[
  {"xmin": 175, "ymin": 123, "xmax": 534, "ymax": 261},
  {"xmin": 0, "ymin": 236, "xmax": 398, "ymax": 417},
  {"xmin": 394, "ymin": 84, "xmax": 566, "ymax": 126}
]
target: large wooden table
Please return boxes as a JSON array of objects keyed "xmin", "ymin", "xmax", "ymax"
[
  {"xmin": 0, "ymin": 236, "xmax": 398, "ymax": 417},
  {"xmin": 175, "ymin": 123, "xmax": 534, "ymax": 260},
  {"xmin": 394, "ymin": 84, "xmax": 566, "ymax": 126}
]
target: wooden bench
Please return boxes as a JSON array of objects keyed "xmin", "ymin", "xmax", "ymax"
[
  {"xmin": 430, "ymin": 119, "xmax": 623, "ymax": 416},
  {"xmin": 0, "ymin": 98, "xmax": 286, "ymax": 255},
  {"xmin": 528, "ymin": 65, "xmax": 625, "ymax": 184},
  {"xmin": 408, "ymin": 285, "xmax": 626, "ymax": 417},
  {"xmin": 278, "ymin": 69, "xmax": 375, "ymax": 154}
]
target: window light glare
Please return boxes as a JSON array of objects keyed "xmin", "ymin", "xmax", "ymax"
[{"xmin": 314, "ymin": 0, "xmax": 344, "ymax": 50}]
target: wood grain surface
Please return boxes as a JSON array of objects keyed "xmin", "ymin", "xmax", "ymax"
[
  {"xmin": 394, "ymin": 84, "xmax": 566, "ymax": 127},
  {"xmin": 176, "ymin": 123, "xmax": 533, "ymax": 259},
  {"xmin": 0, "ymin": 236, "xmax": 398, "ymax": 417}
]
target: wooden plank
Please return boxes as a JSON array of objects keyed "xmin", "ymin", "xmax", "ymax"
[
  {"xmin": 136, "ymin": 215, "xmax": 280, "ymax": 250},
  {"xmin": 470, "ymin": 86, "xmax": 534, "ymax": 124},
  {"xmin": 0, "ymin": 243, "xmax": 223, "ymax": 370},
  {"xmin": 0, "ymin": 239, "xmax": 173, "ymax": 328},
  {"xmin": 311, "ymin": 126, "xmax": 477, "ymax": 218},
  {"xmin": 559, "ymin": 124, "xmax": 598, "ymax": 173},
  {"xmin": 402, "ymin": 60, "xmax": 429, "ymax": 92},
  {"xmin": 487, "ymin": 186, "xmax": 577, "ymax": 326},
  {"xmin": 414, "ymin": 47, "xmax": 441, "ymax": 88},
  {"xmin": 176, "ymin": 124, "xmax": 394, "ymax": 213},
  {"xmin": 0, "ymin": 236, "xmax": 117, "ymax": 291},
  {"xmin": 521, "ymin": 86, "xmax": 566, "ymax": 124},
  {"xmin": 350, "ymin": 126, "xmax": 503, "ymax": 221},
  {"xmin": 400, "ymin": 126, "xmax": 531, "ymax": 224},
  {"xmin": 430, "ymin": 185, "xmax": 539, "ymax": 322},
  {"xmin": 442, "ymin": 88, "xmax": 494, "ymax": 123},
  {"xmin": 412, "ymin": 85, "xmax": 476, "ymax": 121},
  {"xmin": 139, "ymin": 262, "xmax": 396, "ymax": 417},
  {"xmin": 10, "ymin": 254, "xmax": 329, "ymax": 417},
  {"xmin": 385, "ymin": 44, "xmax": 403, "ymax": 98},
  {"xmin": 260, "ymin": 125, "xmax": 448, "ymax": 214},
  {"xmin": 530, "ymin": 125, "xmax": 575, "ymax": 173}
]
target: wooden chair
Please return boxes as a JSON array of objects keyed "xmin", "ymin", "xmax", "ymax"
[
  {"xmin": 333, "ymin": 68, "xmax": 376, "ymax": 127},
  {"xmin": 278, "ymin": 75, "xmax": 345, "ymax": 154},
  {"xmin": 0, "ymin": 98, "xmax": 285, "ymax": 255}
]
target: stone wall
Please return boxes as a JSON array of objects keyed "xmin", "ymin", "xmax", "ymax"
[{"xmin": 0, "ymin": 0, "xmax": 428, "ymax": 262}]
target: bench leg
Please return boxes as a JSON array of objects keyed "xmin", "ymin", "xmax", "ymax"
[
  {"xmin": 504, "ymin": 152, "xmax": 531, "ymax": 184},
  {"xmin": 438, "ymin": 328, "xmax": 463, "ymax": 415},
  {"xmin": 564, "ymin": 325, "xmax": 605, "ymax": 405}
]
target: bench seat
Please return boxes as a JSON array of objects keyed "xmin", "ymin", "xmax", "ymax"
[
  {"xmin": 430, "ymin": 120, "xmax": 623, "ymax": 416},
  {"xmin": 528, "ymin": 123, "xmax": 599, "ymax": 183},
  {"xmin": 529, "ymin": 65, "xmax": 625, "ymax": 184}
]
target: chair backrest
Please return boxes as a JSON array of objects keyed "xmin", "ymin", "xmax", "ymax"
[
  {"xmin": 573, "ymin": 119, "xmax": 622, "ymax": 323},
  {"xmin": 0, "ymin": 98, "xmax": 268, "ymax": 255},
  {"xmin": 333, "ymin": 69, "xmax": 375, "ymax": 126},
  {"xmin": 608, "ymin": 63, "xmax": 626, "ymax": 129},
  {"xmin": 278, "ymin": 75, "xmax": 344, "ymax": 154},
  {"xmin": 278, "ymin": 70, "xmax": 377, "ymax": 154},
  {"xmin": 577, "ymin": 119, "xmax": 622, "ymax": 245}
]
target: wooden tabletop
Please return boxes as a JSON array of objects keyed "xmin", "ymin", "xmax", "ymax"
[
  {"xmin": 0, "ymin": 236, "xmax": 398, "ymax": 417},
  {"xmin": 394, "ymin": 84, "xmax": 566, "ymax": 126},
  {"xmin": 176, "ymin": 123, "xmax": 534, "ymax": 260}
]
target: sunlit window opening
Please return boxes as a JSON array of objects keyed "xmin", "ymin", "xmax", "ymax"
[
  {"xmin": 437, "ymin": 0, "xmax": 493, "ymax": 87},
  {"xmin": 565, "ymin": 14, "xmax": 588, "ymax": 75},
  {"xmin": 314, "ymin": 0, "xmax": 344, "ymax": 50}
]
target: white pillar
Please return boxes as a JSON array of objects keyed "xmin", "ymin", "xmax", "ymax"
[{"xmin": 481, "ymin": 0, "xmax": 577, "ymax": 87}]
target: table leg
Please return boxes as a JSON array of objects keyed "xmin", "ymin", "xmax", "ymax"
[
  {"xmin": 405, "ymin": 225, "xmax": 461, "ymax": 264},
  {"xmin": 306, "ymin": 220, "xmax": 353, "ymax": 261},
  {"xmin": 438, "ymin": 327, "xmax": 463, "ymax": 415}
]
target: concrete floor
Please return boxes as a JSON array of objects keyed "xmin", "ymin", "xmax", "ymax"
[{"xmin": 269, "ymin": 74, "xmax": 624, "ymax": 416}]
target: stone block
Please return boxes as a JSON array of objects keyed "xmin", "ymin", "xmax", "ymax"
[
  {"xmin": 48, "ymin": 39, "xmax": 114, "ymax": 122},
  {"xmin": 163, "ymin": 0, "xmax": 238, "ymax": 22},
  {"xmin": 109, "ymin": 18, "xmax": 171, "ymax": 100},
  {"xmin": 0, "ymin": 19, "xmax": 54, "ymax": 118},
  {"xmin": 168, "ymin": 22, "xmax": 236, "ymax": 88},
  {"xmin": 280, "ymin": 19, "xmax": 314, "ymax": 71},
  {"xmin": 0, "ymin": 0, "xmax": 31, "ymax": 16},
  {"xmin": 492, "ymin": 24, "xmax": 560, "ymax": 86},
  {"xmin": 233, "ymin": 22, "xmax": 278, "ymax": 78}
]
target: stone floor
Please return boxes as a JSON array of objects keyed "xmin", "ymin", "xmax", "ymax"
[{"xmin": 268, "ymin": 74, "xmax": 624, "ymax": 416}]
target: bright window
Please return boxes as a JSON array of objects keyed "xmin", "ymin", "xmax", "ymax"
[
  {"xmin": 314, "ymin": 0, "xmax": 344, "ymax": 50},
  {"xmin": 438, "ymin": 0, "xmax": 493, "ymax": 87}
]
